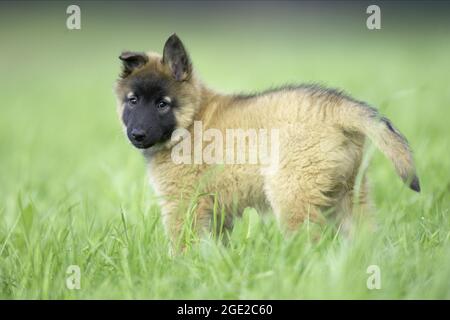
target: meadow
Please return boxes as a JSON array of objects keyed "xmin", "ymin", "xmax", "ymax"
[{"xmin": 0, "ymin": 2, "xmax": 449, "ymax": 299}]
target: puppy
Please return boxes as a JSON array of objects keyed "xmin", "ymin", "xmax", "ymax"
[{"xmin": 115, "ymin": 34, "xmax": 419, "ymax": 247}]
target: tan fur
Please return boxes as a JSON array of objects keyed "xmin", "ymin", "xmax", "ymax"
[{"xmin": 115, "ymin": 48, "xmax": 419, "ymax": 248}]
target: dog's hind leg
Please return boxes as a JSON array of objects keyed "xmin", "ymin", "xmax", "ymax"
[
  {"xmin": 263, "ymin": 167, "xmax": 330, "ymax": 233},
  {"xmin": 335, "ymin": 175, "xmax": 375, "ymax": 236}
]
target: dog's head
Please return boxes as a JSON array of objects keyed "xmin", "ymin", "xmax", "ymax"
[{"xmin": 115, "ymin": 34, "xmax": 202, "ymax": 150}]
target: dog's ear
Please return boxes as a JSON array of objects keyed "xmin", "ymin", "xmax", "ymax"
[
  {"xmin": 162, "ymin": 34, "xmax": 192, "ymax": 81},
  {"xmin": 119, "ymin": 51, "xmax": 148, "ymax": 78}
]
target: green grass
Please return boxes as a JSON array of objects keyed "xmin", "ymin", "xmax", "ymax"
[{"xmin": 0, "ymin": 2, "xmax": 449, "ymax": 299}]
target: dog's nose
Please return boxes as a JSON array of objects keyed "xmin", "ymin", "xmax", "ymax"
[{"xmin": 131, "ymin": 128, "xmax": 146, "ymax": 142}]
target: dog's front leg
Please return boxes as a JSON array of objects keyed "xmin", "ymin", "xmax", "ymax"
[{"xmin": 161, "ymin": 195, "xmax": 213, "ymax": 255}]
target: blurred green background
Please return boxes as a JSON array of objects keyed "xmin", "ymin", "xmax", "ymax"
[{"xmin": 0, "ymin": 1, "xmax": 449, "ymax": 299}]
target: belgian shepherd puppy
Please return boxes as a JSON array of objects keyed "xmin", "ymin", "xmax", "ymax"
[{"xmin": 115, "ymin": 34, "xmax": 419, "ymax": 247}]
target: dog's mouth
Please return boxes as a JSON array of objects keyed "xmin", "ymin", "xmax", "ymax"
[{"xmin": 131, "ymin": 141, "xmax": 154, "ymax": 149}]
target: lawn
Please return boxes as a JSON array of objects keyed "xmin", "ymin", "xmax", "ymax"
[{"xmin": 0, "ymin": 2, "xmax": 449, "ymax": 299}]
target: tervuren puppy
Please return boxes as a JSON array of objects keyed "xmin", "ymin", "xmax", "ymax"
[{"xmin": 115, "ymin": 34, "xmax": 419, "ymax": 247}]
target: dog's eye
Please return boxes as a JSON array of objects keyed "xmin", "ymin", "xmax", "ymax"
[
  {"xmin": 128, "ymin": 96, "xmax": 138, "ymax": 105},
  {"xmin": 156, "ymin": 100, "xmax": 170, "ymax": 112}
]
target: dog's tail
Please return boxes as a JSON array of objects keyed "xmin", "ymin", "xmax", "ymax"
[{"xmin": 338, "ymin": 101, "xmax": 420, "ymax": 192}]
